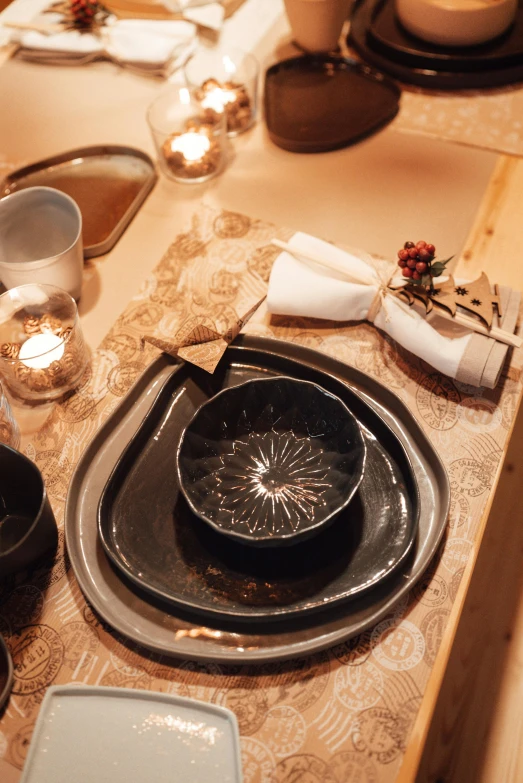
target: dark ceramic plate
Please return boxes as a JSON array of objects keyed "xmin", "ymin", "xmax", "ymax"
[
  {"xmin": 264, "ymin": 54, "xmax": 401, "ymax": 153},
  {"xmin": 0, "ymin": 634, "xmax": 13, "ymax": 711},
  {"xmin": 0, "ymin": 146, "xmax": 157, "ymax": 258},
  {"xmin": 177, "ymin": 376, "xmax": 366, "ymax": 546},
  {"xmin": 98, "ymin": 358, "xmax": 419, "ymax": 622},
  {"xmin": 349, "ymin": 0, "xmax": 523, "ymax": 88}
]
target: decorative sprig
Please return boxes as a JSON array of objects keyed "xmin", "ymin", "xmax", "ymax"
[{"xmin": 397, "ymin": 240, "xmax": 453, "ymax": 294}]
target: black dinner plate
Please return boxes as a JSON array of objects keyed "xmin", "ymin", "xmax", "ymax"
[
  {"xmin": 349, "ymin": 0, "xmax": 523, "ymax": 88},
  {"xmin": 98, "ymin": 356, "xmax": 419, "ymax": 623},
  {"xmin": 264, "ymin": 54, "xmax": 401, "ymax": 153}
]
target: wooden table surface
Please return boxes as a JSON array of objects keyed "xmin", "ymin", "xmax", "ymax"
[{"xmin": 1, "ymin": 2, "xmax": 523, "ymax": 781}]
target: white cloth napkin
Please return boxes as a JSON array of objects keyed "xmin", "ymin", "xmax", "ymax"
[
  {"xmin": 267, "ymin": 232, "xmax": 475, "ymax": 380},
  {"xmin": 14, "ymin": 17, "xmax": 197, "ymax": 71}
]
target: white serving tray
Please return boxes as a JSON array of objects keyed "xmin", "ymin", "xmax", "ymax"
[{"xmin": 19, "ymin": 685, "xmax": 243, "ymax": 783}]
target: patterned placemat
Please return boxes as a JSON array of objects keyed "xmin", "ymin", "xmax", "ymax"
[{"xmin": 0, "ymin": 205, "xmax": 521, "ymax": 783}]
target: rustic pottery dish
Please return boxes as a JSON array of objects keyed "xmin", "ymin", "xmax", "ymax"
[{"xmin": 264, "ymin": 54, "xmax": 401, "ymax": 152}]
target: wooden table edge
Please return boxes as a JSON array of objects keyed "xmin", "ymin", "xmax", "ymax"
[{"xmin": 398, "ymin": 152, "xmax": 523, "ymax": 780}]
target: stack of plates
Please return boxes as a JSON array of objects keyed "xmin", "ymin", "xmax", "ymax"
[
  {"xmin": 349, "ymin": 0, "xmax": 523, "ymax": 89},
  {"xmin": 65, "ymin": 335, "xmax": 450, "ymax": 662}
]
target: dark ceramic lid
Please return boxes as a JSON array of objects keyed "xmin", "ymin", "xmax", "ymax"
[{"xmin": 264, "ymin": 54, "xmax": 401, "ymax": 153}]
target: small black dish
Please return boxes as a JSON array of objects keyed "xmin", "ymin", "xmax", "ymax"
[
  {"xmin": 0, "ymin": 443, "xmax": 58, "ymax": 577},
  {"xmin": 264, "ymin": 54, "xmax": 401, "ymax": 153},
  {"xmin": 0, "ymin": 634, "xmax": 13, "ymax": 711},
  {"xmin": 177, "ymin": 377, "xmax": 366, "ymax": 547},
  {"xmin": 349, "ymin": 0, "xmax": 523, "ymax": 89}
]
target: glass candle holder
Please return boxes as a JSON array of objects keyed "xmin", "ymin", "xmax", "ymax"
[
  {"xmin": 147, "ymin": 86, "xmax": 226, "ymax": 184},
  {"xmin": 0, "ymin": 284, "xmax": 90, "ymax": 402},
  {"xmin": 0, "ymin": 382, "xmax": 20, "ymax": 449},
  {"xmin": 185, "ymin": 47, "xmax": 259, "ymax": 137}
]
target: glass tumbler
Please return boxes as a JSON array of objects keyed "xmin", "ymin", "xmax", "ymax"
[
  {"xmin": 0, "ymin": 284, "xmax": 90, "ymax": 402},
  {"xmin": 184, "ymin": 47, "xmax": 259, "ymax": 136},
  {"xmin": 147, "ymin": 86, "xmax": 227, "ymax": 184}
]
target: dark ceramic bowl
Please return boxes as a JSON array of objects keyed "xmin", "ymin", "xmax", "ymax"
[
  {"xmin": 0, "ymin": 443, "xmax": 58, "ymax": 576},
  {"xmin": 177, "ymin": 376, "xmax": 366, "ymax": 547}
]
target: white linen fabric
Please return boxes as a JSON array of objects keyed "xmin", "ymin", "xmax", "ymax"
[
  {"xmin": 267, "ymin": 232, "xmax": 474, "ymax": 380},
  {"xmin": 14, "ymin": 17, "xmax": 197, "ymax": 71}
]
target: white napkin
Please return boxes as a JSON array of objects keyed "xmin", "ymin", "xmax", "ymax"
[
  {"xmin": 14, "ymin": 17, "xmax": 197, "ymax": 71},
  {"xmin": 267, "ymin": 232, "xmax": 474, "ymax": 380}
]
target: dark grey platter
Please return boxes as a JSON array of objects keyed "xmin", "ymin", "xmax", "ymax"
[
  {"xmin": 65, "ymin": 336, "xmax": 449, "ymax": 662},
  {"xmin": 98, "ymin": 361, "xmax": 418, "ymax": 621},
  {"xmin": 0, "ymin": 145, "xmax": 157, "ymax": 259}
]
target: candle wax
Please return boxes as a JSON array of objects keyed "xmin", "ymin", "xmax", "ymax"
[
  {"xmin": 19, "ymin": 333, "xmax": 65, "ymax": 370},
  {"xmin": 170, "ymin": 132, "xmax": 211, "ymax": 162},
  {"xmin": 201, "ymin": 87, "xmax": 238, "ymax": 114}
]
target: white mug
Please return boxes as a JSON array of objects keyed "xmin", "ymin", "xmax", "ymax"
[
  {"xmin": 284, "ymin": 0, "xmax": 352, "ymax": 52},
  {"xmin": 0, "ymin": 187, "xmax": 83, "ymax": 301}
]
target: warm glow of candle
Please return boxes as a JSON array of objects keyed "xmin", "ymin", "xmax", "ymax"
[
  {"xmin": 19, "ymin": 333, "xmax": 64, "ymax": 370},
  {"xmin": 201, "ymin": 87, "xmax": 238, "ymax": 114},
  {"xmin": 170, "ymin": 132, "xmax": 211, "ymax": 162}
]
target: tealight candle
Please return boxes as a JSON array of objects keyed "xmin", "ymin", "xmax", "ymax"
[
  {"xmin": 184, "ymin": 48, "xmax": 259, "ymax": 137},
  {"xmin": 147, "ymin": 87, "xmax": 226, "ymax": 184},
  {"xmin": 201, "ymin": 85, "xmax": 238, "ymax": 114},
  {"xmin": 170, "ymin": 131, "xmax": 211, "ymax": 162},
  {"xmin": 0, "ymin": 284, "xmax": 90, "ymax": 401},
  {"xmin": 19, "ymin": 333, "xmax": 65, "ymax": 370},
  {"xmin": 195, "ymin": 77, "xmax": 254, "ymax": 135}
]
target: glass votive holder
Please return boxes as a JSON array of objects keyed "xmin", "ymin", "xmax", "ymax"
[
  {"xmin": 0, "ymin": 442, "xmax": 58, "ymax": 577},
  {"xmin": 0, "ymin": 284, "xmax": 90, "ymax": 402},
  {"xmin": 184, "ymin": 47, "xmax": 259, "ymax": 136},
  {"xmin": 0, "ymin": 382, "xmax": 20, "ymax": 449},
  {"xmin": 147, "ymin": 86, "xmax": 227, "ymax": 184}
]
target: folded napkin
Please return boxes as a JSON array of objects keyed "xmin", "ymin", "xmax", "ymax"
[
  {"xmin": 13, "ymin": 17, "xmax": 197, "ymax": 73},
  {"xmin": 267, "ymin": 233, "xmax": 520, "ymax": 388}
]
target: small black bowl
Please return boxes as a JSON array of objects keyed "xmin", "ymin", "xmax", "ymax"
[
  {"xmin": 177, "ymin": 376, "xmax": 366, "ymax": 547},
  {"xmin": 0, "ymin": 443, "xmax": 58, "ymax": 577}
]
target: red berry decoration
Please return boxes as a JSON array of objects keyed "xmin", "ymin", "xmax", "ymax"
[
  {"xmin": 69, "ymin": 0, "xmax": 106, "ymax": 28},
  {"xmin": 396, "ymin": 239, "xmax": 451, "ymax": 293}
]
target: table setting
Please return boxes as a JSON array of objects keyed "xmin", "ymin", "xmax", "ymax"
[{"xmin": 1, "ymin": 0, "xmax": 523, "ymax": 781}]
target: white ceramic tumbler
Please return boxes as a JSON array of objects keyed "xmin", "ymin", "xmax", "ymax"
[
  {"xmin": 0, "ymin": 187, "xmax": 83, "ymax": 301},
  {"xmin": 283, "ymin": 0, "xmax": 352, "ymax": 52}
]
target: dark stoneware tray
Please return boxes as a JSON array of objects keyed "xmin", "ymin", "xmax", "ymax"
[
  {"xmin": 349, "ymin": 0, "xmax": 523, "ymax": 89},
  {"xmin": 0, "ymin": 146, "xmax": 157, "ymax": 258},
  {"xmin": 65, "ymin": 336, "xmax": 449, "ymax": 662},
  {"xmin": 264, "ymin": 55, "xmax": 400, "ymax": 153},
  {"xmin": 98, "ymin": 364, "xmax": 417, "ymax": 621}
]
